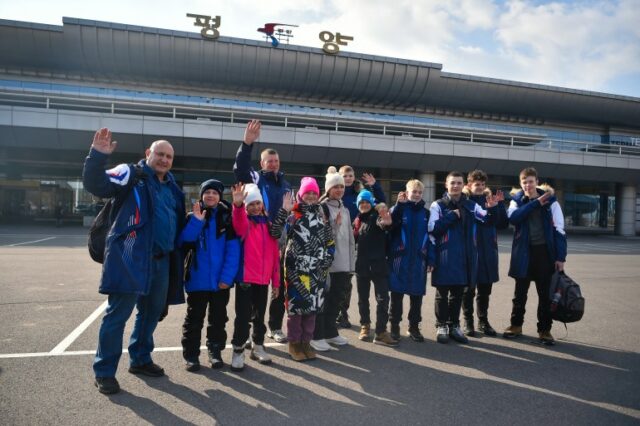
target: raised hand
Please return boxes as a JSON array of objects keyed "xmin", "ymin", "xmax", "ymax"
[
  {"xmin": 231, "ymin": 184, "xmax": 247, "ymax": 207},
  {"xmin": 537, "ymin": 191, "xmax": 551, "ymax": 206},
  {"xmin": 379, "ymin": 207, "xmax": 392, "ymax": 225},
  {"xmin": 397, "ymin": 191, "xmax": 408, "ymax": 203},
  {"xmin": 192, "ymin": 201, "xmax": 205, "ymax": 221},
  {"xmin": 361, "ymin": 173, "xmax": 376, "ymax": 186},
  {"xmin": 91, "ymin": 128, "xmax": 117, "ymax": 154},
  {"xmin": 495, "ymin": 190, "xmax": 505, "ymax": 202},
  {"xmin": 282, "ymin": 191, "xmax": 294, "ymax": 212},
  {"xmin": 243, "ymin": 120, "xmax": 261, "ymax": 145}
]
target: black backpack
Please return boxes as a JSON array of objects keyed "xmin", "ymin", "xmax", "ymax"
[
  {"xmin": 88, "ymin": 165, "xmax": 145, "ymax": 263},
  {"xmin": 549, "ymin": 271, "xmax": 585, "ymax": 323}
]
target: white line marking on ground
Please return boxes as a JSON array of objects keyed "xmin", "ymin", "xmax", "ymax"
[
  {"xmin": 49, "ymin": 300, "xmax": 108, "ymax": 355},
  {"xmin": 6, "ymin": 236, "xmax": 56, "ymax": 247},
  {"xmin": 0, "ymin": 343, "xmax": 285, "ymax": 359}
]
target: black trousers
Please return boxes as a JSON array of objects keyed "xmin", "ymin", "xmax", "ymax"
[
  {"xmin": 336, "ymin": 274, "xmax": 354, "ymax": 320},
  {"xmin": 434, "ymin": 286, "xmax": 465, "ymax": 328},
  {"xmin": 232, "ymin": 283, "xmax": 269, "ymax": 347},
  {"xmin": 267, "ymin": 263, "xmax": 286, "ymax": 331},
  {"xmin": 389, "ymin": 291, "xmax": 423, "ymax": 327},
  {"xmin": 462, "ymin": 282, "xmax": 494, "ymax": 322},
  {"xmin": 181, "ymin": 288, "xmax": 230, "ymax": 360},
  {"xmin": 510, "ymin": 244, "xmax": 554, "ymax": 332},
  {"xmin": 356, "ymin": 271, "xmax": 390, "ymax": 334},
  {"xmin": 314, "ymin": 272, "xmax": 351, "ymax": 340}
]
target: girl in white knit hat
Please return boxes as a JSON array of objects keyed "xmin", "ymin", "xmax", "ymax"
[
  {"xmin": 229, "ymin": 183, "xmax": 291, "ymax": 371},
  {"xmin": 310, "ymin": 167, "xmax": 356, "ymax": 352}
]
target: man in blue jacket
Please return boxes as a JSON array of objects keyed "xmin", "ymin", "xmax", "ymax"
[
  {"xmin": 428, "ymin": 171, "xmax": 499, "ymax": 344},
  {"xmin": 83, "ymin": 128, "xmax": 185, "ymax": 395},
  {"xmin": 503, "ymin": 167, "xmax": 567, "ymax": 345},
  {"xmin": 462, "ymin": 170, "xmax": 509, "ymax": 337},
  {"xmin": 234, "ymin": 120, "xmax": 291, "ymax": 343}
]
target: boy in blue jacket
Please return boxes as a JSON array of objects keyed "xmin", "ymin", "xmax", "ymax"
[
  {"xmin": 388, "ymin": 179, "xmax": 434, "ymax": 342},
  {"xmin": 180, "ymin": 179, "xmax": 241, "ymax": 371},
  {"xmin": 462, "ymin": 170, "xmax": 509, "ymax": 337},
  {"xmin": 503, "ymin": 167, "xmax": 567, "ymax": 345},
  {"xmin": 428, "ymin": 171, "xmax": 500, "ymax": 344}
]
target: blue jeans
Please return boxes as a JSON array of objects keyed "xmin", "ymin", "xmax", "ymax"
[{"xmin": 93, "ymin": 257, "xmax": 169, "ymax": 378}]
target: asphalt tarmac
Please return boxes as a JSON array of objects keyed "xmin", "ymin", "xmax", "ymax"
[{"xmin": 1, "ymin": 225, "xmax": 639, "ymax": 425}]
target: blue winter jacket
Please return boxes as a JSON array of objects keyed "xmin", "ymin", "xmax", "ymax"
[
  {"xmin": 507, "ymin": 187, "xmax": 567, "ymax": 279},
  {"xmin": 233, "ymin": 142, "xmax": 291, "ymax": 220},
  {"xmin": 179, "ymin": 202, "xmax": 240, "ymax": 292},
  {"xmin": 82, "ymin": 148, "xmax": 185, "ymax": 302},
  {"xmin": 388, "ymin": 200, "xmax": 435, "ymax": 296},
  {"xmin": 343, "ymin": 181, "xmax": 386, "ymax": 223},
  {"xmin": 428, "ymin": 193, "xmax": 495, "ymax": 287},
  {"xmin": 468, "ymin": 193, "xmax": 509, "ymax": 284}
]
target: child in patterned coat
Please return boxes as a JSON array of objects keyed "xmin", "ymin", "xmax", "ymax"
[{"xmin": 272, "ymin": 177, "xmax": 335, "ymax": 361}]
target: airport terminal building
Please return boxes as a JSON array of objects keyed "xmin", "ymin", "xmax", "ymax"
[{"xmin": 1, "ymin": 17, "xmax": 639, "ymax": 235}]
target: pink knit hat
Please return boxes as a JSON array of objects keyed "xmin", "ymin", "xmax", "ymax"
[{"xmin": 298, "ymin": 177, "xmax": 320, "ymax": 201}]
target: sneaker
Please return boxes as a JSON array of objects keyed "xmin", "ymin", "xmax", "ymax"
[
  {"xmin": 538, "ymin": 330, "xmax": 555, "ymax": 346},
  {"xmin": 208, "ymin": 347, "xmax": 224, "ymax": 369},
  {"xmin": 359, "ymin": 324, "xmax": 371, "ymax": 341},
  {"xmin": 436, "ymin": 325, "xmax": 449, "ymax": 344},
  {"xmin": 478, "ymin": 320, "xmax": 497, "ymax": 337},
  {"xmin": 390, "ymin": 323, "xmax": 401, "ymax": 341},
  {"xmin": 230, "ymin": 346, "xmax": 245, "ymax": 372},
  {"xmin": 128, "ymin": 362, "xmax": 165, "ymax": 377},
  {"xmin": 407, "ymin": 325, "xmax": 425, "ymax": 342},
  {"xmin": 267, "ymin": 329, "xmax": 288, "ymax": 343},
  {"xmin": 310, "ymin": 339, "xmax": 333, "ymax": 351},
  {"xmin": 250, "ymin": 344, "xmax": 272, "ymax": 365},
  {"xmin": 95, "ymin": 377, "xmax": 120, "ymax": 394},
  {"xmin": 301, "ymin": 342, "xmax": 317, "ymax": 360},
  {"xmin": 244, "ymin": 339, "xmax": 252, "ymax": 350},
  {"xmin": 185, "ymin": 359, "xmax": 200, "ymax": 372},
  {"xmin": 374, "ymin": 331, "xmax": 399, "ymax": 347},
  {"xmin": 288, "ymin": 342, "xmax": 306, "ymax": 362},
  {"xmin": 325, "ymin": 335, "xmax": 349, "ymax": 346},
  {"xmin": 449, "ymin": 326, "xmax": 469, "ymax": 344},
  {"xmin": 463, "ymin": 319, "xmax": 476, "ymax": 337},
  {"xmin": 503, "ymin": 325, "xmax": 523, "ymax": 339}
]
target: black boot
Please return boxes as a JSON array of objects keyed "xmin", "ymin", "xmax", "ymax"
[
  {"xmin": 407, "ymin": 324, "xmax": 424, "ymax": 342},
  {"xmin": 463, "ymin": 318, "xmax": 475, "ymax": 337},
  {"xmin": 390, "ymin": 323, "xmax": 401, "ymax": 341},
  {"xmin": 478, "ymin": 319, "xmax": 497, "ymax": 336},
  {"xmin": 207, "ymin": 345, "xmax": 224, "ymax": 369}
]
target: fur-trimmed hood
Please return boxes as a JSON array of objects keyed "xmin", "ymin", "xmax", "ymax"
[
  {"xmin": 463, "ymin": 187, "xmax": 493, "ymax": 197},
  {"xmin": 510, "ymin": 184, "xmax": 555, "ymax": 199}
]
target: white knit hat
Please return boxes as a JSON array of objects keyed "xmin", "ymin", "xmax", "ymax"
[
  {"xmin": 244, "ymin": 183, "xmax": 263, "ymax": 205},
  {"xmin": 324, "ymin": 166, "xmax": 345, "ymax": 193}
]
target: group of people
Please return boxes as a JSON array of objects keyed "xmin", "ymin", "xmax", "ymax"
[{"xmin": 83, "ymin": 120, "xmax": 568, "ymax": 395}]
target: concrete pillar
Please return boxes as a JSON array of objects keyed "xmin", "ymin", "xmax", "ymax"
[
  {"xmin": 420, "ymin": 172, "xmax": 436, "ymax": 204},
  {"xmin": 614, "ymin": 184, "xmax": 637, "ymax": 236}
]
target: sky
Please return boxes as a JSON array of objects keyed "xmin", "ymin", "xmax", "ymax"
[{"xmin": 1, "ymin": 0, "xmax": 639, "ymax": 98}]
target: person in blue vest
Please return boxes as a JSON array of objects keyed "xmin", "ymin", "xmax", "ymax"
[
  {"xmin": 179, "ymin": 179, "xmax": 240, "ymax": 372},
  {"xmin": 83, "ymin": 128, "xmax": 185, "ymax": 395},
  {"xmin": 336, "ymin": 165, "xmax": 386, "ymax": 329},
  {"xmin": 387, "ymin": 179, "xmax": 434, "ymax": 342},
  {"xmin": 503, "ymin": 167, "xmax": 567, "ymax": 345},
  {"xmin": 428, "ymin": 171, "xmax": 500, "ymax": 344},
  {"xmin": 233, "ymin": 120, "xmax": 292, "ymax": 344},
  {"xmin": 461, "ymin": 170, "xmax": 509, "ymax": 337}
]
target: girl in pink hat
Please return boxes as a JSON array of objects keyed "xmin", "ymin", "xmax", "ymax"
[{"xmin": 272, "ymin": 177, "xmax": 335, "ymax": 361}]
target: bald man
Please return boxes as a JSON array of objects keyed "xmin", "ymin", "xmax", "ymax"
[{"xmin": 83, "ymin": 129, "xmax": 186, "ymax": 395}]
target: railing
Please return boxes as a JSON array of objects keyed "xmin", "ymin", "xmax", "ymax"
[{"xmin": 1, "ymin": 88, "xmax": 639, "ymax": 157}]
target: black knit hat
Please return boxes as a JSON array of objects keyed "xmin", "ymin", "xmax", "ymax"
[{"xmin": 200, "ymin": 179, "xmax": 224, "ymax": 198}]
